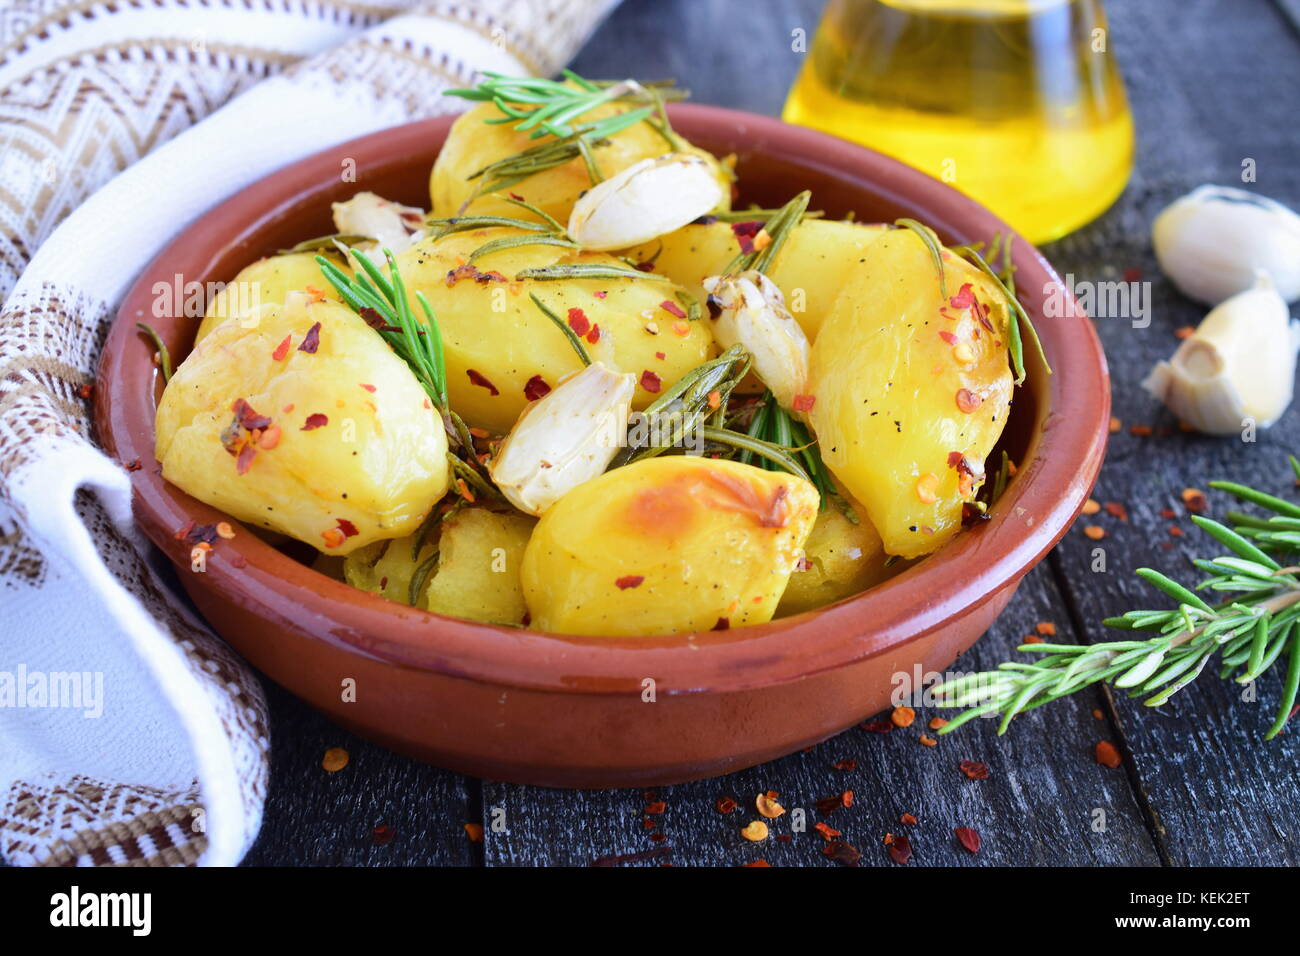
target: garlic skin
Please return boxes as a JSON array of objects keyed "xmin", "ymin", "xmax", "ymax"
[
  {"xmin": 332, "ymin": 191, "xmax": 426, "ymax": 260},
  {"xmin": 1152, "ymin": 185, "xmax": 1300, "ymax": 306},
  {"xmin": 489, "ymin": 362, "xmax": 636, "ymax": 516},
  {"xmin": 1142, "ymin": 273, "xmax": 1300, "ymax": 435},
  {"xmin": 702, "ymin": 270, "xmax": 811, "ymax": 410},
  {"xmin": 568, "ymin": 153, "xmax": 726, "ymax": 251}
]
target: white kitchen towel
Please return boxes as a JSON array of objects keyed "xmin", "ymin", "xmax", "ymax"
[{"xmin": 0, "ymin": 0, "xmax": 618, "ymax": 867}]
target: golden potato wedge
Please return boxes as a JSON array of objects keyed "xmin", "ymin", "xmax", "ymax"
[
  {"xmin": 624, "ymin": 219, "xmax": 888, "ymax": 339},
  {"xmin": 156, "ymin": 293, "xmax": 450, "ymax": 554},
  {"xmin": 195, "ymin": 252, "xmax": 340, "ymax": 345},
  {"xmin": 808, "ymin": 230, "xmax": 1014, "ymax": 559},
  {"xmin": 521, "ymin": 456, "xmax": 818, "ymax": 636},
  {"xmin": 430, "ymin": 98, "xmax": 730, "ymax": 224},
  {"xmin": 776, "ymin": 487, "xmax": 897, "ymax": 616},
  {"xmin": 424, "ymin": 508, "xmax": 536, "ymax": 626},
  {"xmin": 396, "ymin": 228, "xmax": 714, "ymax": 434}
]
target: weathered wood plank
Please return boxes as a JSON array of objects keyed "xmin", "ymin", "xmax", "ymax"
[{"xmin": 1041, "ymin": 0, "xmax": 1300, "ymax": 867}]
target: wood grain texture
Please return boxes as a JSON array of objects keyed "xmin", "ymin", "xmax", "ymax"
[{"xmin": 242, "ymin": 0, "xmax": 1300, "ymax": 866}]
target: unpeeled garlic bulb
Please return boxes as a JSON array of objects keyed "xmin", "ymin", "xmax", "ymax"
[
  {"xmin": 489, "ymin": 362, "xmax": 636, "ymax": 516},
  {"xmin": 702, "ymin": 271, "xmax": 810, "ymax": 411},
  {"xmin": 1152, "ymin": 185, "xmax": 1300, "ymax": 306},
  {"xmin": 568, "ymin": 153, "xmax": 726, "ymax": 250},
  {"xmin": 1142, "ymin": 273, "xmax": 1300, "ymax": 435}
]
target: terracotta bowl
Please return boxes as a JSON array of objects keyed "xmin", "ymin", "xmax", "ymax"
[{"xmin": 96, "ymin": 105, "xmax": 1108, "ymax": 787}]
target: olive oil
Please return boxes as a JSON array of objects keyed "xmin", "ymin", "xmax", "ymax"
[{"xmin": 782, "ymin": 0, "xmax": 1133, "ymax": 243}]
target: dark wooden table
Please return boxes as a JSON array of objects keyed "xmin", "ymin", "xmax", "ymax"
[{"xmin": 242, "ymin": 0, "xmax": 1300, "ymax": 866}]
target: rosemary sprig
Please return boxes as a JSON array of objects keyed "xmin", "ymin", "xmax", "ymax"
[
  {"xmin": 722, "ymin": 191, "xmax": 811, "ymax": 276},
  {"xmin": 529, "ymin": 293, "xmax": 591, "ymax": 366},
  {"xmin": 933, "ymin": 458, "xmax": 1300, "ymax": 739},
  {"xmin": 136, "ymin": 322, "xmax": 173, "ymax": 383},
  {"xmin": 743, "ymin": 391, "xmax": 852, "ymax": 519},
  {"xmin": 515, "ymin": 262, "xmax": 655, "ymax": 283}
]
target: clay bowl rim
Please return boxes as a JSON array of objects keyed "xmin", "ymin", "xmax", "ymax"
[{"xmin": 97, "ymin": 104, "xmax": 1110, "ymax": 697}]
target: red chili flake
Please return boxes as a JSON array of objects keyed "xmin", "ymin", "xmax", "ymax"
[
  {"xmin": 822, "ymin": 841, "xmax": 861, "ymax": 866},
  {"xmin": 586, "ymin": 324, "xmax": 601, "ymax": 344},
  {"xmin": 567, "ymin": 307, "xmax": 591, "ymax": 336},
  {"xmin": 593, "ymin": 290, "xmax": 607, "ymax": 299},
  {"xmin": 959, "ymin": 760, "xmax": 990, "ymax": 780},
  {"xmin": 359, "ymin": 383, "xmax": 377, "ymax": 393},
  {"xmin": 712, "ymin": 617, "xmax": 730, "ymax": 631},
  {"xmin": 272, "ymin": 334, "xmax": 292, "ymax": 361},
  {"xmin": 466, "ymin": 369, "xmax": 499, "ymax": 396},
  {"xmin": 336, "ymin": 519, "xmax": 359, "ymax": 539},
  {"xmin": 715, "ymin": 797, "xmax": 737, "ymax": 814},
  {"xmin": 654, "ymin": 351, "xmax": 666, "ymax": 360},
  {"xmin": 949, "ymin": 283, "xmax": 976, "ymax": 310},
  {"xmin": 1104, "ymin": 501, "xmax": 1129, "ymax": 521},
  {"xmin": 955, "ymin": 388, "xmax": 983, "ymax": 413},
  {"xmin": 815, "ymin": 794, "xmax": 846, "ymax": 815},
  {"xmin": 173, "ymin": 520, "xmax": 195, "ymax": 541},
  {"xmin": 660, "ymin": 299, "xmax": 686, "ymax": 318},
  {"xmin": 297, "ymin": 322, "xmax": 321, "ymax": 354},
  {"xmin": 832, "ymin": 759, "xmax": 857, "ymax": 771},
  {"xmin": 1181, "ymin": 488, "xmax": 1208, "ymax": 513},
  {"xmin": 974, "ymin": 300, "xmax": 995, "ymax": 332},
  {"xmin": 236, "ymin": 443, "xmax": 257, "ymax": 475},
  {"xmin": 860, "ymin": 718, "xmax": 893, "ymax": 734},
  {"xmin": 371, "ymin": 824, "xmax": 395, "ymax": 846},
  {"xmin": 841, "ymin": 790, "xmax": 854, "ymax": 808},
  {"xmin": 77, "ymin": 383, "xmax": 94, "ymax": 400},
  {"xmin": 648, "ymin": 831, "xmax": 667, "ymax": 844},
  {"xmin": 1094, "ymin": 740, "xmax": 1123, "ymax": 768},
  {"xmin": 1160, "ymin": 507, "xmax": 1176, "ymax": 519},
  {"xmin": 955, "ymin": 826, "xmax": 981, "ymax": 854},
  {"xmin": 813, "ymin": 822, "xmax": 841, "ymax": 841},
  {"xmin": 731, "ymin": 220, "xmax": 764, "ymax": 254},
  {"xmin": 301, "ymin": 413, "xmax": 329, "ymax": 431},
  {"xmin": 359, "ymin": 307, "xmax": 393, "ymax": 331},
  {"xmin": 230, "ymin": 398, "xmax": 272, "ymax": 432},
  {"xmin": 887, "ymin": 833, "xmax": 913, "ymax": 865},
  {"xmin": 644, "ymin": 800, "xmax": 666, "ymax": 815},
  {"xmin": 124, "ymin": 458, "xmax": 142, "ymax": 472},
  {"xmin": 615, "ymin": 575, "xmax": 645, "ymax": 590},
  {"xmin": 446, "ymin": 263, "xmax": 506, "ymax": 286},
  {"xmin": 792, "ymin": 394, "xmax": 816, "ymax": 413},
  {"xmin": 634, "ymin": 260, "xmax": 656, "ymax": 273},
  {"xmin": 508, "ymin": 192, "xmax": 525, "ymax": 201},
  {"xmin": 524, "ymin": 375, "xmax": 551, "ymax": 401},
  {"xmin": 938, "ymin": 330, "xmax": 959, "ymax": 346},
  {"xmin": 900, "ymin": 813, "xmax": 918, "ymax": 826},
  {"xmin": 642, "ymin": 817, "xmax": 657, "ymax": 830},
  {"xmin": 183, "ymin": 523, "xmax": 219, "ymax": 545},
  {"xmin": 640, "ymin": 369, "xmax": 662, "ymax": 393},
  {"xmin": 1122, "ymin": 266, "xmax": 1143, "ymax": 283}
]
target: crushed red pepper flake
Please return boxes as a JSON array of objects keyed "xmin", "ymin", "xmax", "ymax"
[
  {"xmin": 813, "ymin": 821, "xmax": 840, "ymax": 841},
  {"xmin": 832, "ymin": 759, "xmax": 857, "ymax": 771},
  {"xmin": 77, "ymin": 383, "xmax": 94, "ymax": 400},
  {"xmin": 1080, "ymin": 499, "xmax": 1101, "ymax": 515},
  {"xmin": 949, "ymin": 283, "xmax": 976, "ymax": 310},
  {"xmin": 731, "ymin": 220, "xmax": 763, "ymax": 254},
  {"xmin": 464, "ymin": 823, "xmax": 484, "ymax": 843},
  {"xmin": 644, "ymin": 800, "xmax": 666, "ymax": 815},
  {"xmin": 272, "ymin": 334, "xmax": 292, "ymax": 361},
  {"xmin": 900, "ymin": 813, "xmax": 918, "ymax": 825},
  {"xmin": 792, "ymin": 393, "xmax": 816, "ymax": 413},
  {"xmin": 615, "ymin": 575, "xmax": 645, "ymax": 590},
  {"xmin": 743, "ymin": 859, "xmax": 771, "ymax": 867},
  {"xmin": 740, "ymin": 820, "xmax": 769, "ymax": 842},
  {"xmin": 321, "ymin": 747, "xmax": 349, "ymax": 772},
  {"xmin": 756, "ymin": 791, "xmax": 785, "ymax": 818},
  {"xmin": 1084, "ymin": 526, "xmax": 1106, "ymax": 540},
  {"xmin": 919, "ymin": 733, "xmax": 938, "ymax": 747},
  {"xmin": 1174, "ymin": 325, "xmax": 1195, "ymax": 339},
  {"xmin": 955, "ymin": 388, "xmax": 983, "ymax": 413},
  {"xmin": 1023, "ymin": 633, "xmax": 1043, "ymax": 644},
  {"xmin": 124, "ymin": 457, "xmax": 142, "ymax": 472},
  {"xmin": 891, "ymin": 706, "xmax": 916, "ymax": 728},
  {"xmin": 371, "ymin": 824, "xmax": 395, "ymax": 846},
  {"xmin": 929, "ymin": 717, "xmax": 948, "ymax": 730},
  {"xmin": 567, "ymin": 307, "xmax": 591, "ymax": 336},
  {"xmin": 1129, "ymin": 423, "xmax": 1153, "ymax": 437},
  {"xmin": 861, "ymin": 718, "xmax": 892, "ymax": 733},
  {"xmin": 1036, "ymin": 621, "xmax": 1057, "ymax": 636},
  {"xmin": 887, "ymin": 833, "xmax": 913, "ymax": 865},
  {"xmin": 640, "ymin": 369, "xmax": 662, "ymax": 393},
  {"xmin": 959, "ymin": 760, "xmax": 990, "ymax": 779},
  {"xmin": 586, "ymin": 324, "xmax": 601, "ymax": 344},
  {"xmin": 660, "ymin": 299, "xmax": 686, "ymax": 318},
  {"xmin": 823, "ymin": 841, "xmax": 861, "ymax": 866},
  {"xmin": 446, "ymin": 263, "xmax": 506, "ymax": 286},
  {"xmin": 712, "ymin": 616, "xmax": 730, "ymax": 631},
  {"xmin": 938, "ymin": 330, "xmax": 959, "ymax": 346},
  {"xmin": 593, "ymin": 290, "xmax": 607, "ymax": 299},
  {"xmin": 301, "ymin": 413, "xmax": 329, "ymax": 431},
  {"xmin": 466, "ymin": 369, "xmax": 499, "ymax": 396},
  {"xmin": 1181, "ymin": 487, "xmax": 1208, "ymax": 513},
  {"xmin": 715, "ymin": 797, "xmax": 738, "ymax": 814},
  {"xmin": 1094, "ymin": 740, "xmax": 1123, "ymax": 768},
  {"xmin": 235, "ymin": 443, "xmax": 257, "ymax": 475},
  {"xmin": 524, "ymin": 375, "xmax": 551, "ymax": 401},
  {"xmin": 1104, "ymin": 501, "xmax": 1129, "ymax": 521},
  {"xmin": 297, "ymin": 322, "xmax": 321, "ymax": 354},
  {"xmin": 1110, "ymin": 416, "xmax": 1123, "ymax": 433},
  {"xmin": 359, "ymin": 383, "xmax": 376, "ymax": 393},
  {"xmin": 955, "ymin": 826, "xmax": 982, "ymax": 854}
]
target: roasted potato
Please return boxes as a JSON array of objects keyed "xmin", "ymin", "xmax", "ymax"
[
  {"xmin": 808, "ymin": 230, "xmax": 1014, "ymax": 559},
  {"xmin": 776, "ymin": 486, "xmax": 897, "ymax": 616},
  {"xmin": 396, "ymin": 228, "xmax": 714, "ymax": 434},
  {"xmin": 341, "ymin": 508, "xmax": 535, "ymax": 624},
  {"xmin": 430, "ymin": 98, "xmax": 731, "ymax": 224},
  {"xmin": 157, "ymin": 292, "xmax": 450, "ymax": 553},
  {"xmin": 521, "ymin": 456, "xmax": 819, "ymax": 636},
  {"xmin": 624, "ymin": 219, "xmax": 888, "ymax": 339},
  {"xmin": 195, "ymin": 252, "xmax": 339, "ymax": 345},
  {"xmin": 424, "ymin": 508, "xmax": 535, "ymax": 625}
]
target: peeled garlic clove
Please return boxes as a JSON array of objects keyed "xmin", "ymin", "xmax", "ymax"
[
  {"xmin": 489, "ymin": 362, "xmax": 636, "ymax": 516},
  {"xmin": 702, "ymin": 270, "xmax": 811, "ymax": 410},
  {"xmin": 1142, "ymin": 273, "xmax": 1300, "ymax": 435},
  {"xmin": 1152, "ymin": 185, "xmax": 1300, "ymax": 305},
  {"xmin": 568, "ymin": 153, "xmax": 726, "ymax": 251},
  {"xmin": 332, "ymin": 191, "xmax": 426, "ymax": 258}
]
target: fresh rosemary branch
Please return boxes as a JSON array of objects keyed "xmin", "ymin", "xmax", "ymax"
[
  {"xmin": 934, "ymin": 459, "xmax": 1300, "ymax": 740},
  {"xmin": 136, "ymin": 322, "xmax": 173, "ymax": 384},
  {"xmin": 743, "ymin": 391, "xmax": 852, "ymax": 518}
]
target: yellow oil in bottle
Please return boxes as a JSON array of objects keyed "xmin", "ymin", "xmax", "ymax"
[{"xmin": 782, "ymin": 0, "xmax": 1134, "ymax": 243}]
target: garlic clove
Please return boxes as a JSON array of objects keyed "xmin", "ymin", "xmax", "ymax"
[
  {"xmin": 568, "ymin": 153, "xmax": 726, "ymax": 251},
  {"xmin": 488, "ymin": 362, "xmax": 636, "ymax": 516},
  {"xmin": 1152, "ymin": 185, "xmax": 1300, "ymax": 306},
  {"xmin": 702, "ymin": 270, "xmax": 811, "ymax": 410},
  {"xmin": 332, "ymin": 191, "xmax": 427, "ymax": 259},
  {"xmin": 1142, "ymin": 272, "xmax": 1300, "ymax": 435}
]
